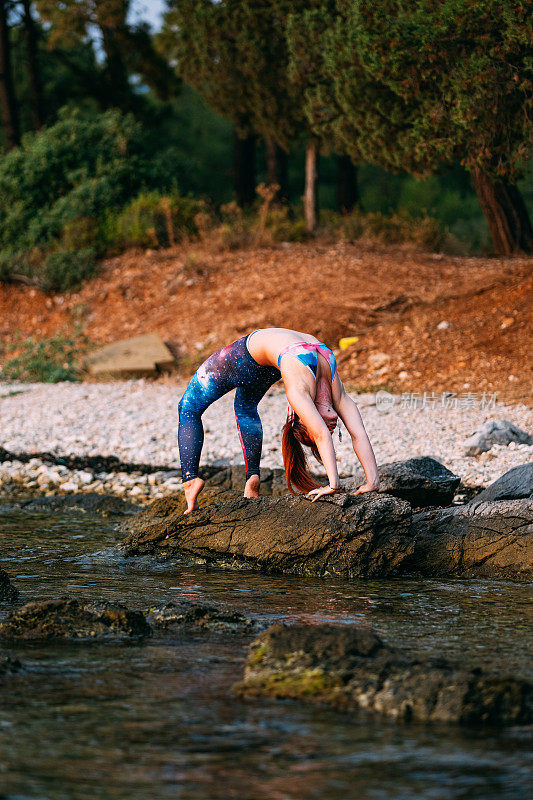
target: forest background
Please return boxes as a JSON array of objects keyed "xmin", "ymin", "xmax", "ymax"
[{"xmin": 0, "ymin": 0, "xmax": 531, "ymax": 294}]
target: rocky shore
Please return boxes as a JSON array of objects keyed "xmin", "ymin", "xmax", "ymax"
[
  {"xmin": 119, "ymin": 460, "xmax": 533, "ymax": 581},
  {"xmin": 1, "ymin": 381, "xmax": 532, "ymax": 503}
]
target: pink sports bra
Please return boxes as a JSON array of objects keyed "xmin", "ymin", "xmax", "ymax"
[{"xmin": 277, "ymin": 341, "xmax": 337, "ymax": 381}]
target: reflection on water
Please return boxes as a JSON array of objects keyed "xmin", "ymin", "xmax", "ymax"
[{"xmin": 0, "ymin": 500, "xmax": 532, "ymax": 800}]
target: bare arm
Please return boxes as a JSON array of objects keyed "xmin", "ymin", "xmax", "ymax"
[
  {"xmin": 333, "ymin": 379, "xmax": 380, "ymax": 491},
  {"xmin": 285, "ymin": 387, "xmax": 340, "ymax": 491}
]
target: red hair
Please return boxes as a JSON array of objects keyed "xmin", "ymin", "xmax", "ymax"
[{"xmin": 282, "ymin": 412, "xmax": 322, "ymax": 494}]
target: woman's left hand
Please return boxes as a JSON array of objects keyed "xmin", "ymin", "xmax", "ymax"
[
  {"xmin": 305, "ymin": 485, "xmax": 341, "ymax": 502},
  {"xmin": 354, "ymin": 481, "xmax": 380, "ymax": 495}
]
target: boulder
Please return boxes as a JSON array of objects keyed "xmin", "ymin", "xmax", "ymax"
[
  {"xmin": 146, "ymin": 602, "xmax": 256, "ymax": 632},
  {"xmin": 19, "ymin": 493, "xmax": 141, "ymax": 516},
  {"xmin": 121, "ymin": 492, "xmax": 414, "ymax": 579},
  {"xmin": 0, "ymin": 597, "xmax": 151, "ymax": 640},
  {"xmin": 0, "ymin": 568, "xmax": 19, "ymax": 602},
  {"xmin": 407, "ymin": 498, "xmax": 533, "ymax": 581},
  {"xmin": 363, "ymin": 456, "xmax": 459, "ymax": 508},
  {"xmin": 235, "ymin": 623, "xmax": 532, "ymax": 726},
  {"xmin": 463, "ymin": 420, "xmax": 532, "ymax": 456},
  {"xmin": 469, "ymin": 463, "xmax": 533, "ymax": 505},
  {"xmin": 342, "ymin": 456, "xmax": 460, "ymax": 508}
]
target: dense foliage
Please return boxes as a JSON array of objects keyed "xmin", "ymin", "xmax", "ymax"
[{"xmin": 0, "ymin": 0, "xmax": 531, "ymax": 267}]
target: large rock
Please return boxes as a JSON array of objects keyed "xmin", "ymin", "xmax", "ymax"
[
  {"xmin": 407, "ymin": 498, "xmax": 533, "ymax": 581},
  {"xmin": 120, "ymin": 489, "xmax": 533, "ymax": 581},
  {"xmin": 469, "ymin": 463, "xmax": 533, "ymax": 505},
  {"xmin": 0, "ymin": 568, "xmax": 19, "ymax": 602},
  {"xmin": 235, "ymin": 624, "xmax": 532, "ymax": 726},
  {"xmin": 0, "ymin": 597, "xmax": 151, "ymax": 641},
  {"xmin": 85, "ymin": 333, "xmax": 175, "ymax": 378},
  {"xmin": 343, "ymin": 456, "xmax": 460, "ymax": 508},
  {"xmin": 463, "ymin": 419, "xmax": 532, "ymax": 456},
  {"xmin": 121, "ymin": 492, "xmax": 414, "ymax": 579}
]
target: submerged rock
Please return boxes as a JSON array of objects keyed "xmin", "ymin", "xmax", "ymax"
[
  {"xmin": 0, "ymin": 597, "xmax": 151, "ymax": 641},
  {"xmin": 408, "ymin": 498, "xmax": 533, "ymax": 581},
  {"xmin": 463, "ymin": 419, "xmax": 532, "ymax": 456},
  {"xmin": 121, "ymin": 492, "xmax": 413, "ymax": 579},
  {"xmin": 146, "ymin": 602, "xmax": 256, "ymax": 632},
  {"xmin": 469, "ymin": 463, "xmax": 533, "ymax": 505},
  {"xmin": 19, "ymin": 493, "xmax": 141, "ymax": 516},
  {"xmin": 0, "ymin": 654, "xmax": 22, "ymax": 678},
  {"xmin": 236, "ymin": 624, "xmax": 533, "ymax": 726},
  {"xmin": 0, "ymin": 568, "xmax": 19, "ymax": 602}
]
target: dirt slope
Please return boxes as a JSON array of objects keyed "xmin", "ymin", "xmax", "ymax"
[{"xmin": 0, "ymin": 240, "xmax": 531, "ymax": 403}]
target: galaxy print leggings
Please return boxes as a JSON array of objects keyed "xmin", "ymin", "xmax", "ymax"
[{"xmin": 178, "ymin": 334, "xmax": 281, "ymax": 482}]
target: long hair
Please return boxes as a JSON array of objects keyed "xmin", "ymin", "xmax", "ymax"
[{"xmin": 282, "ymin": 412, "xmax": 322, "ymax": 494}]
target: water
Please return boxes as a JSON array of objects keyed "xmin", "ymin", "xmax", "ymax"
[{"xmin": 1, "ymin": 498, "xmax": 532, "ymax": 800}]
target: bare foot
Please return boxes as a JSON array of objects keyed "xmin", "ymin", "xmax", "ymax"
[
  {"xmin": 244, "ymin": 474, "xmax": 260, "ymax": 499},
  {"xmin": 183, "ymin": 477, "xmax": 205, "ymax": 514}
]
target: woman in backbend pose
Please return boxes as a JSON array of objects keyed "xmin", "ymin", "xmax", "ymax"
[{"xmin": 178, "ymin": 327, "xmax": 380, "ymax": 514}]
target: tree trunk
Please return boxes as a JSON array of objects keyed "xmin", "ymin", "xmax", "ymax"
[
  {"xmin": 337, "ymin": 154, "xmax": 358, "ymax": 214},
  {"xmin": 100, "ymin": 25, "xmax": 132, "ymax": 109},
  {"xmin": 234, "ymin": 130, "xmax": 256, "ymax": 207},
  {"xmin": 304, "ymin": 140, "xmax": 319, "ymax": 233},
  {"xmin": 265, "ymin": 137, "xmax": 288, "ymax": 203},
  {"xmin": 470, "ymin": 165, "xmax": 533, "ymax": 255},
  {"xmin": 22, "ymin": 0, "xmax": 44, "ymax": 129},
  {"xmin": 0, "ymin": 0, "xmax": 20, "ymax": 149}
]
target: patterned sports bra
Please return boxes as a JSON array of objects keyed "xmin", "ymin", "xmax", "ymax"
[{"xmin": 277, "ymin": 341, "xmax": 337, "ymax": 381}]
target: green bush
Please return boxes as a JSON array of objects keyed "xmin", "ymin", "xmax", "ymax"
[
  {"xmin": 40, "ymin": 248, "xmax": 97, "ymax": 292},
  {"xmin": 0, "ymin": 106, "xmax": 147, "ymax": 289},
  {"xmin": 104, "ymin": 191, "xmax": 203, "ymax": 250},
  {"xmin": 337, "ymin": 208, "xmax": 448, "ymax": 250},
  {"xmin": 0, "ymin": 328, "xmax": 92, "ymax": 383}
]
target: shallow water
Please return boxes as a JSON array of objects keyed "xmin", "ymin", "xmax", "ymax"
[{"xmin": 1, "ymin": 498, "xmax": 532, "ymax": 800}]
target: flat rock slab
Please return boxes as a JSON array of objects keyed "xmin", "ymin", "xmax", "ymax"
[
  {"xmin": 121, "ymin": 492, "xmax": 414, "ymax": 579},
  {"xmin": 85, "ymin": 333, "xmax": 175, "ymax": 378},
  {"xmin": 408, "ymin": 498, "xmax": 533, "ymax": 581},
  {"xmin": 235, "ymin": 624, "xmax": 533, "ymax": 726},
  {"xmin": 0, "ymin": 598, "xmax": 151, "ymax": 640}
]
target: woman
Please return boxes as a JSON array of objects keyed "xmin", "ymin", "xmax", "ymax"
[{"xmin": 178, "ymin": 327, "xmax": 380, "ymax": 514}]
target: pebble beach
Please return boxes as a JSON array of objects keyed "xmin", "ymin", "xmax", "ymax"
[{"xmin": 1, "ymin": 380, "xmax": 532, "ymax": 503}]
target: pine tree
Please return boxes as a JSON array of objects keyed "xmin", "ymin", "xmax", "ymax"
[
  {"xmin": 160, "ymin": 0, "xmax": 324, "ymax": 225},
  {"xmin": 34, "ymin": 0, "xmax": 178, "ymax": 113},
  {"xmin": 0, "ymin": 0, "xmax": 20, "ymax": 148},
  {"xmin": 302, "ymin": 0, "xmax": 532, "ymax": 254}
]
